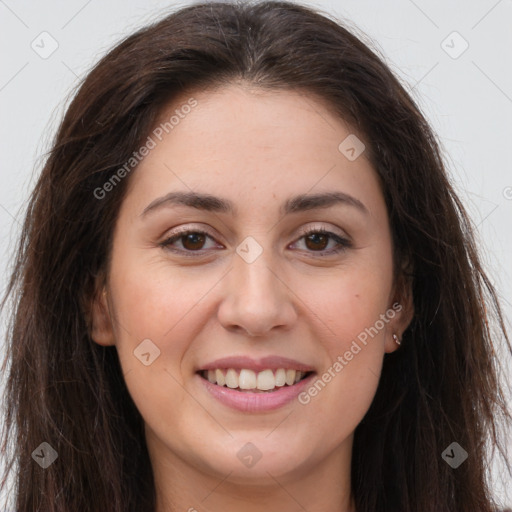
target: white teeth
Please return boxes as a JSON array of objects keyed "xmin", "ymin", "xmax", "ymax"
[
  {"xmin": 257, "ymin": 369, "xmax": 276, "ymax": 390},
  {"xmin": 275, "ymin": 368, "xmax": 286, "ymax": 387},
  {"xmin": 225, "ymin": 368, "xmax": 238, "ymax": 389},
  {"xmin": 285, "ymin": 369, "xmax": 296, "ymax": 386},
  {"xmin": 202, "ymin": 368, "xmax": 309, "ymax": 391},
  {"xmin": 239, "ymin": 369, "xmax": 257, "ymax": 389},
  {"xmin": 215, "ymin": 369, "xmax": 225, "ymax": 387}
]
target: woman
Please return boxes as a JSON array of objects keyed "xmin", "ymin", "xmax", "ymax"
[{"xmin": 1, "ymin": 1, "xmax": 511, "ymax": 511}]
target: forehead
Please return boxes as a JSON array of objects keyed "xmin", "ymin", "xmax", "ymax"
[{"xmin": 123, "ymin": 84, "xmax": 384, "ymax": 218}]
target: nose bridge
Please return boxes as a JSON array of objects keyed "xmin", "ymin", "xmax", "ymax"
[
  {"xmin": 233, "ymin": 233, "xmax": 278, "ymax": 290},
  {"xmin": 217, "ymin": 237, "xmax": 296, "ymax": 336},
  {"xmin": 235, "ymin": 245, "xmax": 278, "ymax": 299}
]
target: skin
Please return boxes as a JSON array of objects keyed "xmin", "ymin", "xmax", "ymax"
[{"xmin": 91, "ymin": 83, "xmax": 413, "ymax": 512}]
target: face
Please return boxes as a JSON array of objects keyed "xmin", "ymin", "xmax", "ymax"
[{"xmin": 91, "ymin": 84, "xmax": 412, "ymax": 490}]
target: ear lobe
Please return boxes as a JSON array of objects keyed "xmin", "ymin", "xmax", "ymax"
[
  {"xmin": 395, "ymin": 285, "xmax": 415, "ymax": 335},
  {"xmin": 90, "ymin": 287, "xmax": 115, "ymax": 346},
  {"xmin": 385, "ymin": 272, "xmax": 414, "ymax": 353}
]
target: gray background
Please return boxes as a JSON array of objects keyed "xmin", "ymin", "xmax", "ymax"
[{"xmin": 1, "ymin": 0, "xmax": 511, "ymax": 507}]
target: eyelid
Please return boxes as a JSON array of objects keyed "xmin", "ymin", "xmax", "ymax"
[
  {"xmin": 295, "ymin": 222, "xmax": 349, "ymax": 240},
  {"xmin": 162, "ymin": 223, "xmax": 220, "ymax": 242},
  {"xmin": 160, "ymin": 222, "xmax": 352, "ymax": 256},
  {"xmin": 163, "ymin": 222, "xmax": 349, "ymax": 243}
]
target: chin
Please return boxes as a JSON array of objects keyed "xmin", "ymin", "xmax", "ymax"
[{"xmin": 197, "ymin": 441, "xmax": 311, "ymax": 483}]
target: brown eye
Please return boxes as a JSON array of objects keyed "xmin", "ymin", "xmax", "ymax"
[
  {"xmin": 304, "ymin": 232, "xmax": 329, "ymax": 251},
  {"xmin": 181, "ymin": 232, "xmax": 206, "ymax": 250},
  {"xmin": 292, "ymin": 228, "xmax": 352, "ymax": 256},
  {"xmin": 160, "ymin": 227, "xmax": 350, "ymax": 258},
  {"xmin": 160, "ymin": 229, "xmax": 220, "ymax": 255}
]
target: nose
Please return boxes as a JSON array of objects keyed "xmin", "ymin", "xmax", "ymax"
[{"xmin": 217, "ymin": 248, "xmax": 297, "ymax": 337}]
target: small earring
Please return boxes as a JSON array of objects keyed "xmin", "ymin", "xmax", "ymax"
[{"xmin": 393, "ymin": 333, "xmax": 401, "ymax": 346}]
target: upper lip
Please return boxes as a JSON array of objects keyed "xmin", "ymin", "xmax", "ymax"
[{"xmin": 198, "ymin": 356, "xmax": 316, "ymax": 373}]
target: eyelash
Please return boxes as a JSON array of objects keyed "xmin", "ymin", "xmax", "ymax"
[{"xmin": 159, "ymin": 226, "xmax": 352, "ymax": 258}]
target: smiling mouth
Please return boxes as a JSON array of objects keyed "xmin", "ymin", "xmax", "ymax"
[{"xmin": 198, "ymin": 368, "xmax": 315, "ymax": 393}]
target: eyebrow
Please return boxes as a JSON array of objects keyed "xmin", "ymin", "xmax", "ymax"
[{"xmin": 140, "ymin": 190, "xmax": 369, "ymax": 217}]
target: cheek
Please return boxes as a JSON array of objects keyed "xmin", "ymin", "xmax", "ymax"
[
  {"xmin": 294, "ymin": 257, "xmax": 392, "ymax": 422},
  {"xmin": 303, "ymin": 257, "xmax": 393, "ymax": 351},
  {"xmin": 107, "ymin": 262, "xmax": 213, "ymax": 433},
  {"xmin": 107, "ymin": 248, "xmax": 216, "ymax": 376}
]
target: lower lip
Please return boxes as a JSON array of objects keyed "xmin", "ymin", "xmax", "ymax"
[{"xmin": 197, "ymin": 372, "xmax": 316, "ymax": 412}]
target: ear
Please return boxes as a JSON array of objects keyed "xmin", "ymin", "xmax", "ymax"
[
  {"xmin": 89, "ymin": 285, "xmax": 116, "ymax": 347},
  {"xmin": 384, "ymin": 269, "xmax": 414, "ymax": 354}
]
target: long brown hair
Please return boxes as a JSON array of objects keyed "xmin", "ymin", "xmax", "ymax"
[{"xmin": 1, "ymin": 1, "xmax": 511, "ymax": 510}]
